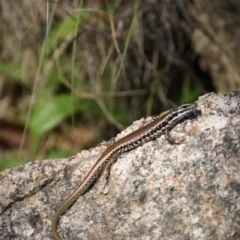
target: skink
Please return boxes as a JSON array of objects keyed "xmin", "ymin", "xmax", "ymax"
[{"xmin": 52, "ymin": 102, "xmax": 201, "ymax": 240}]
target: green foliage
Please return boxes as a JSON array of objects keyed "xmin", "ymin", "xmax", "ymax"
[
  {"xmin": 146, "ymin": 72, "xmax": 162, "ymax": 117},
  {"xmin": 181, "ymin": 80, "xmax": 201, "ymax": 104},
  {"xmin": 0, "ymin": 62, "xmax": 24, "ymax": 85},
  {"xmin": 46, "ymin": 148, "xmax": 71, "ymax": 159},
  {"xmin": 117, "ymin": 0, "xmax": 141, "ymax": 76},
  {"xmin": 0, "ymin": 154, "xmax": 28, "ymax": 170},
  {"xmin": 29, "ymin": 94, "xmax": 79, "ymax": 135},
  {"xmin": 45, "ymin": 12, "xmax": 89, "ymax": 55}
]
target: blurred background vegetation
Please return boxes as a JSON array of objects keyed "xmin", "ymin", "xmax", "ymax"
[{"xmin": 0, "ymin": 0, "xmax": 240, "ymax": 171}]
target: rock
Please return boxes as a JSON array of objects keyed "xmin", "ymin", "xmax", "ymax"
[{"xmin": 0, "ymin": 92, "xmax": 240, "ymax": 240}]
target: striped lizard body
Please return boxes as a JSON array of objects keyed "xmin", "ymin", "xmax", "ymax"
[{"xmin": 52, "ymin": 102, "xmax": 201, "ymax": 240}]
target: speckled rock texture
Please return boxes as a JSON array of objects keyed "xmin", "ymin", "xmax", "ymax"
[{"xmin": 0, "ymin": 92, "xmax": 240, "ymax": 240}]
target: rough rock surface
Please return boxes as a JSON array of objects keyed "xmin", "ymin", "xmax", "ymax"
[{"xmin": 0, "ymin": 92, "xmax": 240, "ymax": 240}]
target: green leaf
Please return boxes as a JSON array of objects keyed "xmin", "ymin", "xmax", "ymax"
[
  {"xmin": 0, "ymin": 154, "xmax": 28, "ymax": 171},
  {"xmin": 29, "ymin": 94, "xmax": 78, "ymax": 135},
  {"xmin": 0, "ymin": 62, "xmax": 23, "ymax": 84},
  {"xmin": 46, "ymin": 12, "xmax": 89, "ymax": 54}
]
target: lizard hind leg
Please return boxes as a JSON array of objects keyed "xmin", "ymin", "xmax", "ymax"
[{"xmin": 98, "ymin": 156, "xmax": 117, "ymax": 195}]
